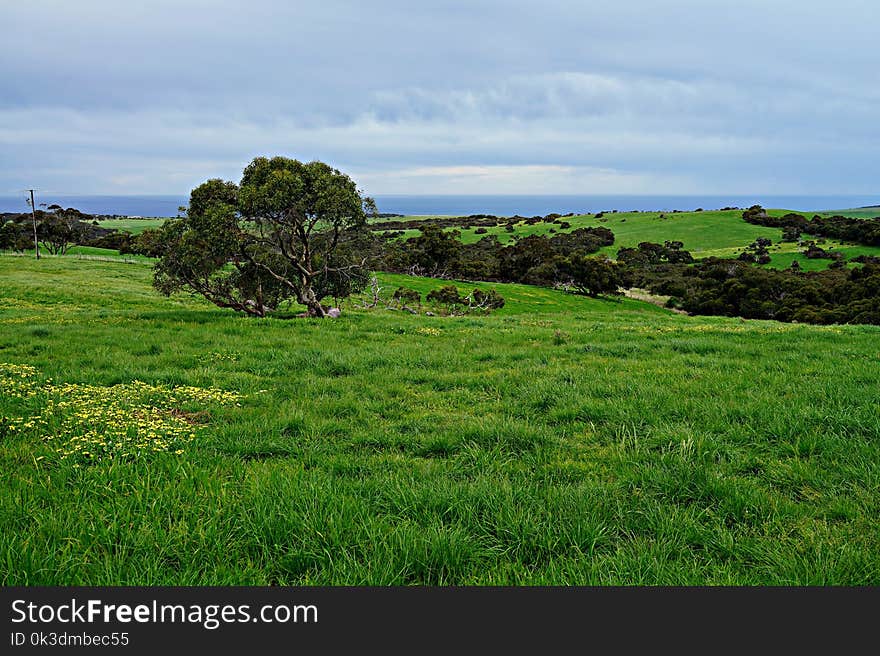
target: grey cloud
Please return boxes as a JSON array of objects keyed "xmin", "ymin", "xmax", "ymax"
[{"xmin": 0, "ymin": 1, "xmax": 877, "ymax": 194}]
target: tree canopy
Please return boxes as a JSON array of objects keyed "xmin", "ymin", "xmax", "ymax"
[{"xmin": 153, "ymin": 156, "xmax": 376, "ymax": 317}]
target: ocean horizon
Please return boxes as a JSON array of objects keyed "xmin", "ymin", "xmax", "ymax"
[{"xmin": 1, "ymin": 193, "xmax": 879, "ymax": 218}]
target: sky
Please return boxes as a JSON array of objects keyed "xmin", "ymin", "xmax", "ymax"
[{"xmin": 1, "ymin": 0, "xmax": 877, "ymax": 196}]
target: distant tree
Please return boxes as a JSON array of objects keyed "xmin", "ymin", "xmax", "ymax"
[
  {"xmin": 497, "ymin": 235, "xmax": 556, "ymax": 282},
  {"xmin": 90, "ymin": 232, "xmax": 133, "ymax": 252},
  {"xmin": 424, "ymin": 284, "xmax": 504, "ymax": 315},
  {"xmin": 557, "ymin": 255, "xmax": 622, "ymax": 297},
  {"xmin": 36, "ymin": 207, "xmax": 87, "ymax": 255},
  {"xmin": 617, "ymin": 241, "xmax": 693, "ymax": 267},
  {"xmin": 154, "ymin": 156, "xmax": 376, "ymax": 317},
  {"xmin": 392, "ymin": 286, "xmax": 422, "ymax": 311},
  {"xmin": 404, "ymin": 224, "xmax": 463, "ymax": 277},
  {"xmin": 663, "ymin": 240, "xmax": 694, "ymax": 263},
  {"xmin": 467, "ymin": 287, "xmax": 505, "ymax": 311},
  {"xmin": 802, "ymin": 241, "xmax": 833, "ymax": 259},
  {"xmin": 781, "ymin": 226, "xmax": 801, "ymax": 242},
  {"xmin": 426, "ymin": 285, "xmax": 467, "ymax": 312},
  {"xmin": 129, "ymin": 228, "xmax": 168, "ymax": 258},
  {"xmin": 742, "ymin": 205, "xmax": 768, "ymax": 221},
  {"xmin": 0, "ymin": 220, "xmax": 28, "ymax": 251}
]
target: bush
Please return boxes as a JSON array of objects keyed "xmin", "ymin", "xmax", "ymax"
[
  {"xmin": 425, "ymin": 285, "xmax": 505, "ymax": 315},
  {"xmin": 426, "ymin": 285, "xmax": 467, "ymax": 313},
  {"xmin": 86, "ymin": 232, "xmax": 133, "ymax": 252},
  {"xmin": 468, "ymin": 288, "xmax": 505, "ymax": 310},
  {"xmin": 392, "ymin": 286, "xmax": 421, "ymax": 307},
  {"xmin": 128, "ymin": 228, "xmax": 168, "ymax": 257},
  {"xmin": 557, "ymin": 255, "xmax": 622, "ymax": 297}
]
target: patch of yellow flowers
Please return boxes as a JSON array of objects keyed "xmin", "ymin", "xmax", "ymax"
[
  {"xmin": 198, "ymin": 350, "xmax": 241, "ymax": 363},
  {"xmin": 1, "ymin": 363, "xmax": 241, "ymax": 463}
]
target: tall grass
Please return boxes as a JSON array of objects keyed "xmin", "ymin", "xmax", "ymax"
[{"xmin": 1, "ymin": 256, "xmax": 878, "ymax": 584}]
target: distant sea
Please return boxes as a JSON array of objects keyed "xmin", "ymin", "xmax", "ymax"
[{"xmin": 1, "ymin": 194, "xmax": 879, "ymax": 218}]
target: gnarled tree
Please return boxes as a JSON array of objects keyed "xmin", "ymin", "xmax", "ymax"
[
  {"xmin": 36, "ymin": 205, "xmax": 88, "ymax": 255},
  {"xmin": 153, "ymin": 156, "xmax": 376, "ymax": 317},
  {"xmin": 556, "ymin": 254, "xmax": 623, "ymax": 297}
]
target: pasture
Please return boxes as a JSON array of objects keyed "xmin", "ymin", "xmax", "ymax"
[
  {"xmin": 1, "ymin": 255, "xmax": 878, "ymax": 584},
  {"xmin": 95, "ymin": 217, "xmax": 170, "ymax": 235},
  {"xmin": 95, "ymin": 207, "xmax": 880, "ymax": 272},
  {"xmin": 439, "ymin": 209, "xmax": 880, "ymax": 271}
]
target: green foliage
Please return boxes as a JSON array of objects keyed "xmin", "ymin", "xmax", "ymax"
[
  {"xmin": 468, "ymin": 287, "xmax": 505, "ymax": 310},
  {"xmin": 393, "ymin": 286, "xmax": 422, "ymax": 306},
  {"xmin": 154, "ymin": 156, "xmax": 375, "ymax": 317},
  {"xmin": 35, "ymin": 207, "xmax": 88, "ymax": 255},
  {"xmin": 238, "ymin": 157, "xmax": 374, "ymax": 230},
  {"xmin": 743, "ymin": 205, "xmax": 880, "ymax": 247},
  {"xmin": 128, "ymin": 228, "xmax": 167, "ymax": 258},
  {"xmin": 397, "ymin": 224, "xmax": 463, "ymax": 276},
  {"xmin": 556, "ymin": 254, "xmax": 622, "ymax": 297},
  {"xmin": 378, "ymin": 224, "xmax": 614, "ymax": 288},
  {"xmin": 153, "ymin": 201, "xmax": 291, "ymax": 317},
  {"xmin": 426, "ymin": 285, "xmax": 467, "ymax": 313},
  {"xmin": 0, "ymin": 219, "xmax": 31, "ymax": 252},
  {"xmin": 422, "ymin": 284, "xmax": 505, "ymax": 315},
  {"xmin": 88, "ymin": 232, "xmax": 133, "ymax": 252},
  {"xmin": 617, "ymin": 241, "xmax": 695, "ymax": 267},
  {"xmin": 631, "ymin": 257, "xmax": 880, "ymax": 324},
  {"xmin": 188, "ymin": 178, "xmax": 238, "ymax": 218},
  {"xmin": 1, "ymin": 206, "xmax": 137, "ymax": 255}
]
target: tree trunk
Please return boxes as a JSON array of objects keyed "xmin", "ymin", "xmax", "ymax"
[{"xmin": 302, "ymin": 285, "xmax": 326, "ymax": 318}]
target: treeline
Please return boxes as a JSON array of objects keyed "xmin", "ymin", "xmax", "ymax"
[
  {"xmin": 743, "ymin": 205, "xmax": 880, "ymax": 247},
  {"xmin": 6, "ymin": 201, "xmax": 880, "ymax": 325},
  {"xmin": 0, "ymin": 207, "xmax": 120, "ymax": 254},
  {"xmin": 623, "ymin": 241, "xmax": 880, "ymax": 325},
  {"xmin": 136, "ymin": 221, "xmax": 880, "ymax": 324},
  {"xmin": 374, "ymin": 212, "xmax": 576, "ymax": 233},
  {"xmin": 373, "ymin": 224, "xmax": 620, "ymax": 295},
  {"xmin": 374, "ymin": 230, "xmax": 880, "ymax": 324}
]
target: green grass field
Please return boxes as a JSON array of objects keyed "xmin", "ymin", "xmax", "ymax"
[
  {"xmin": 1, "ymin": 255, "xmax": 878, "ymax": 584},
  {"xmin": 378, "ymin": 208, "xmax": 880, "ymax": 272},
  {"xmin": 817, "ymin": 207, "xmax": 880, "ymax": 219},
  {"xmin": 96, "ymin": 218, "xmax": 169, "ymax": 234},
  {"xmin": 95, "ymin": 207, "xmax": 880, "ymax": 271}
]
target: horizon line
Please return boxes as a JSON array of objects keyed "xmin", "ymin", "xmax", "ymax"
[{"xmin": 2, "ymin": 192, "xmax": 879, "ymax": 198}]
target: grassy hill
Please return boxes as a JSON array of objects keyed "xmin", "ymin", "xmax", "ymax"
[
  {"xmin": 382, "ymin": 208, "xmax": 880, "ymax": 272},
  {"xmin": 816, "ymin": 207, "xmax": 880, "ymax": 220},
  {"xmin": 95, "ymin": 217, "xmax": 169, "ymax": 234},
  {"xmin": 2, "ymin": 255, "xmax": 878, "ymax": 584},
  {"xmin": 95, "ymin": 207, "xmax": 880, "ymax": 272}
]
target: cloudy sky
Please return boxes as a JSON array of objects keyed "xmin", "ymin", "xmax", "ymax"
[{"xmin": 1, "ymin": 0, "xmax": 877, "ymax": 196}]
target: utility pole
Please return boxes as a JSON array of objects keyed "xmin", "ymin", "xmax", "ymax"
[{"xmin": 28, "ymin": 189, "xmax": 40, "ymax": 259}]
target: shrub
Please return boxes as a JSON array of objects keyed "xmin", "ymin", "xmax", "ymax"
[
  {"xmin": 392, "ymin": 286, "xmax": 421, "ymax": 308},
  {"xmin": 556, "ymin": 255, "xmax": 622, "ymax": 297},
  {"xmin": 468, "ymin": 288, "xmax": 505, "ymax": 310},
  {"xmin": 425, "ymin": 285, "xmax": 505, "ymax": 315},
  {"xmin": 426, "ymin": 285, "xmax": 467, "ymax": 314}
]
